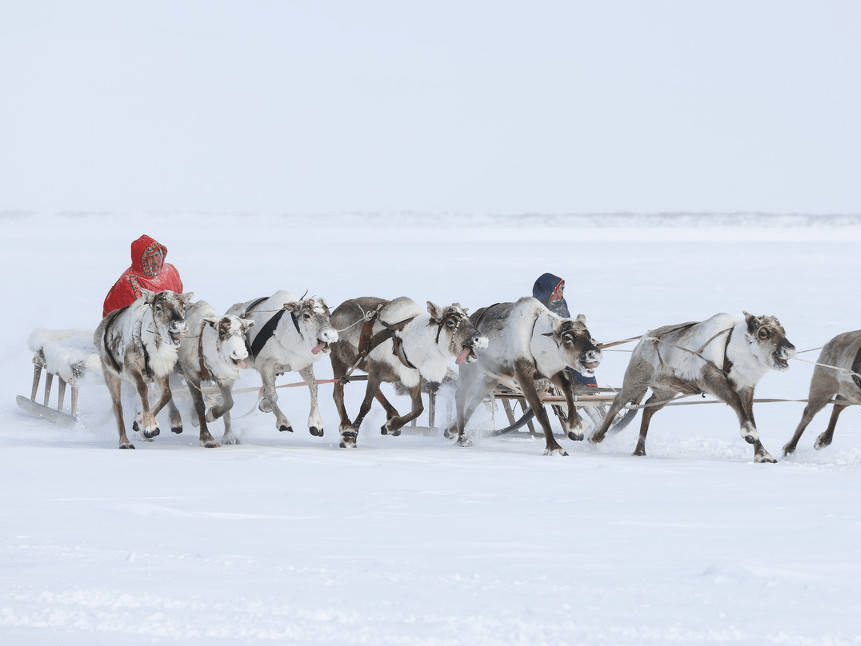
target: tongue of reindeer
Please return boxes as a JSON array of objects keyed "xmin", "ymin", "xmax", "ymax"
[
  {"xmin": 456, "ymin": 348, "xmax": 471, "ymax": 365},
  {"xmin": 312, "ymin": 344, "xmax": 323, "ymax": 355}
]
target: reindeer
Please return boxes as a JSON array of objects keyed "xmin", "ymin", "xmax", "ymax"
[
  {"xmin": 445, "ymin": 297, "xmax": 602, "ymax": 455},
  {"xmin": 329, "ymin": 297, "xmax": 487, "ymax": 448},
  {"xmin": 783, "ymin": 330, "xmax": 861, "ymax": 456},
  {"xmin": 94, "ymin": 289, "xmax": 193, "ymax": 449},
  {"xmin": 164, "ymin": 301, "xmax": 254, "ymax": 447},
  {"xmin": 226, "ymin": 291, "xmax": 337, "ymax": 436},
  {"xmin": 590, "ymin": 312, "xmax": 795, "ymax": 463}
]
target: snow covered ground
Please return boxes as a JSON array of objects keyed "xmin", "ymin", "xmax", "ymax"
[{"xmin": 2, "ymin": 212, "xmax": 861, "ymax": 645}]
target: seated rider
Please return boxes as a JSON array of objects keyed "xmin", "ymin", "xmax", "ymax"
[
  {"xmin": 102, "ymin": 234, "xmax": 184, "ymax": 317},
  {"xmin": 532, "ymin": 272, "xmax": 598, "ymax": 387}
]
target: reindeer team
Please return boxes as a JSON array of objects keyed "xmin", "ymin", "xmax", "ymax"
[{"xmin": 94, "ymin": 283, "xmax": 859, "ymax": 462}]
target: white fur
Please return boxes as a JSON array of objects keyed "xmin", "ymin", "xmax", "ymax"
[
  {"xmin": 139, "ymin": 306, "xmax": 180, "ymax": 379},
  {"xmin": 639, "ymin": 313, "xmax": 780, "ymax": 389},
  {"xmin": 28, "ymin": 329, "xmax": 104, "ymax": 384},
  {"xmin": 226, "ymin": 290, "xmax": 338, "ymax": 433},
  {"xmin": 368, "ymin": 297, "xmax": 462, "ymax": 388}
]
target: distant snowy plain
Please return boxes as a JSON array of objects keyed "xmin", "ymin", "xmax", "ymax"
[{"xmin": 2, "ymin": 212, "xmax": 861, "ymax": 645}]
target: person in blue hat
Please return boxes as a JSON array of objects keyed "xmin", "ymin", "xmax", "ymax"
[{"xmin": 532, "ymin": 272, "xmax": 598, "ymax": 387}]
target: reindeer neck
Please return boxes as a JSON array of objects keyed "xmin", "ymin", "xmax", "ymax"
[{"xmin": 529, "ymin": 310, "xmax": 567, "ymax": 377}]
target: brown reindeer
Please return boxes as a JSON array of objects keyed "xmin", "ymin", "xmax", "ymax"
[
  {"xmin": 329, "ymin": 297, "xmax": 487, "ymax": 448},
  {"xmin": 783, "ymin": 330, "xmax": 861, "ymax": 456}
]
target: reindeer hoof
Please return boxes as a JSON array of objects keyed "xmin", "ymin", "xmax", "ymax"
[
  {"xmin": 544, "ymin": 447, "xmax": 569, "ymax": 456},
  {"xmin": 443, "ymin": 427, "xmax": 456, "ymax": 440},
  {"xmin": 201, "ymin": 439, "xmax": 220, "ymax": 448},
  {"xmin": 633, "ymin": 446, "xmax": 646, "ymax": 456},
  {"xmin": 279, "ymin": 425, "xmax": 293, "ymax": 433},
  {"xmin": 309, "ymin": 426, "xmax": 323, "ymax": 437},
  {"xmin": 222, "ymin": 434, "xmax": 240, "ymax": 446},
  {"xmin": 568, "ymin": 431, "xmax": 584, "ymax": 441},
  {"xmin": 171, "ymin": 425, "xmax": 183, "ymax": 434},
  {"xmin": 782, "ymin": 444, "xmax": 795, "ymax": 457},
  {"xmin": 456, "ymin": 436, "xmax": 472, "ymax": 447},
  {"xmin": 589, "ymin": 432, "xmax": 604, "ymax": 445},
  {"xmin": 340, "ymin": 432, "xmax": 357, "ymax": 448},
  {"xmin": 119, "ymin": 443, "xmax": 135, "ymax": 450},
  {"xmin": 814, "ymin": 435, "xmax": 831, "ymax": 450},
  {"xmin": 142, "ymin": 426, "xmax": 160, "ymax": 440},
  {"xmin": 380, "ymin": 425, "xmax": 388, "ymax": 435},
  {"xmin": 390, "ymin": 428, "xmax": 401, "ymax": 437},
  {"xmin": 755, "ymin": 452, "xmax": 777, "ymax": 464}
]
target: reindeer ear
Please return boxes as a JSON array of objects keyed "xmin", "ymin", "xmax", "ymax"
[
  {"xmin": 283, "ymin": 301, "xmax": 299, "ymax": 312},
  {"xmin": 743, "ymin": 311, "xmax": 758, "ymax": 333},
  {"xmin": 426, "ymin": 301, "xmax": 444, "ymax": 322},
  {"xmin": 575, "ymin": 313, "xmax": 587, "ymax": 324},
  {"xmin": 140, "ymin": 288, "xmax": 156, "ymax": 303},
  {"xmin": 241, "ymin": 318, "xmax": 255, "ymax": 331},
  {"xmin": 202, "ymin": 316, "xmax": 220, "ymax": 326}
]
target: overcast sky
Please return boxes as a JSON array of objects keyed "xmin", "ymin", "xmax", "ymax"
[{"xmin": 2, "ymin": 1, "xmax": 859, "ymax": 214}]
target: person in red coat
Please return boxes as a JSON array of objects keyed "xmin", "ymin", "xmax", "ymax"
[{"xmin": 102, "ymin": 235, "xmax": 184, "ymax": 317}]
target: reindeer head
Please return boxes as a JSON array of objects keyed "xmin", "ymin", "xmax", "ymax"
[
  {"xmin": 143, "ymin": 289, "xmax": 193, "ymax": 344},
  {"xmin": 204, "ymin": 315, "xmax": 254, "ymax": 370},
  {"xmin": 426, "ymin": 301, "xmax": 488, "ymax": 365},
  {"xmin": 549, "ymin": 314, "xmax": 602, "ymax": 375},
  {"xmin": 284, "ymin": 296, "xmax": 338, "ymax": 355},
  {"xmin": 743, "ymin": 312, "xmax": 795, "ymax": 371}
]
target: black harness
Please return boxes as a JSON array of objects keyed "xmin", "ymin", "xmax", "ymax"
[{"xmin": 244, "ymin": 297, "xmax": 304, "ymax": 359}]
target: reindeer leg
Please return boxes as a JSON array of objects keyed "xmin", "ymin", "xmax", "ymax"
[
  {"xmin": 374, "ymin": 388, "xmax": 400, "ymax": 423},
  {"xmin": 188, "ymin": 379, "xmax": 219, "ymax": 448},
  {"xmin": 105, "ymin": 370, "xmax": 133, "ymax": 449},
  {"xmin": 331, "ymin": 355, "xmax": 353, "ymax": 433},
  {"xmin": 633, "ymin": 391, "xmax": 672, "ymax": 456},
  {"xmin": 815, "ymin": 396, "xmax": 849, "ymax": 451},
  {"xmin": 514, "ymin": 361, "xmax": 566, "ymax": 456},
  {"xmin": 166, "ymin": 395, "xmax": 183, "ymax": 434},
  {"xmin": 130, "ymin": 371, "xmax": 161, "ymax": 440},
  {"xmin": 213, "ymin": 383, "xmax": 240, "ymax": 445},
  {"xmin": 150, "ymin": 376, "xmax": 174, "ymax": 417},
  {"xmin": 382, "ymin": 383, "xmax": 423, "ymax": 436},
  {"xmin": 783, "ymin": 382, "xmax": 836, "ymax": 455},
  {"xmin": 342, "ymin": 373, "xmax": 382, "ymax": 448},
  {"xmin": 736, "ymin": 385, "xmax": 777, "ymax": 463},
  {"xmin": 258, "ymin": 365, "xmax": 293, "ymax": 433},
  {"xmin": 551, "ymin": 371, "xmax": 584, "ymax": 441},
  {"xmin": 590, "ymin": 385, "xmax": 647, "ymax": 445},
  {"xmin": 704, "ymin": 373, "xmax": 775, "ymax": 463},
  {"xmin": 450, "ymin": 373, "xmax": 496, "ymax": 446},
  {"xmin": 299, "ymin": 365, "xmax": 324, "ymax": 437}
]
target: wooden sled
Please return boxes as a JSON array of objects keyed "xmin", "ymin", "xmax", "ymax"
[
  {"xmin": 489, "ymin": 383, "xmax": 639, "ymax": 438},
  {"xmin": 17, "ymin": 329, "xmax": 104, "ymax": 425}
]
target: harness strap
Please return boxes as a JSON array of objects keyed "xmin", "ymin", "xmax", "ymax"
[
  {"xmin": 250, "ymin": 308, "xmax": 286, "ymax": 359},
  {"xmin": 198, "ymin": 321, "xmax": 212, "ymax": 382},
  {"xmin": 722, "ymin": 327, "xmax": 735, "ymax": 375},
  {"xmin": 345, "ymin": 301, "xmax": 419, "ymax": 376}
]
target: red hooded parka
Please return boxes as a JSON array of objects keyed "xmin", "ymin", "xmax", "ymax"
[{"xmin": 102, "ymin": 235, "xmax": 184, "ymax": 317}]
